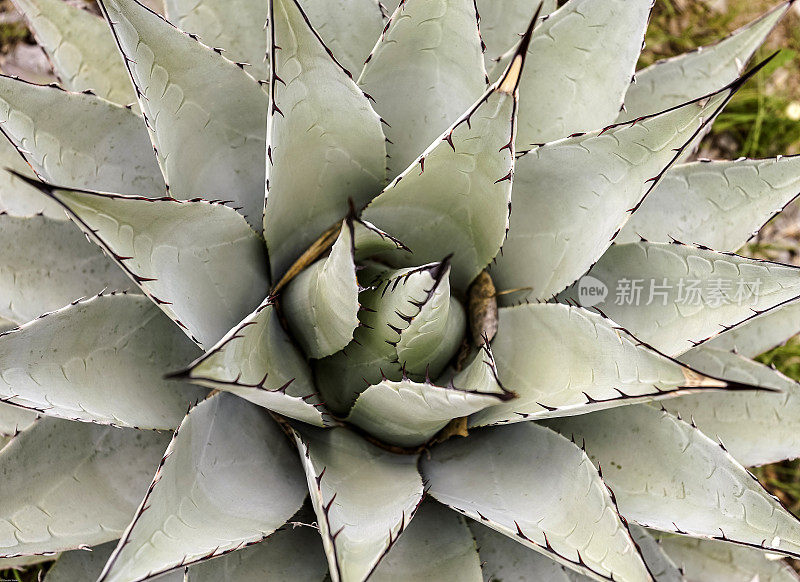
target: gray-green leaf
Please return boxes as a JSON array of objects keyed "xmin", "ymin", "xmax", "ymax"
[
  {"xmin": 186, "ymin": 523, "xmax": 330, "ymax": 581},
  {"xmin": 302, "ymin": 0, "xmax": 385, "ymax": 77},
  {"xmin": 0, "ymin": 402, "xmax": 37, "ymax": 437},
  {"xmin": 492, "ymin": 85, "xmax": 736, "ymax": 303},
  {"xmin": 471, "ymin": 303, "xmax": 742, "ymax": 427},
  {"xmin": 370, "ymin": 502, "xmax": 483, "ymax": 582},
  {"xmin": 362, "ymin": 48, "xmax": 521, "ymax": 290},
  {"xmin": 31, "ymin": 181, "xmax": 271, "ymax": 350},
  {"xmin": 11, "ymin": 0, "xmax": 136, "ymax": 105},
  {"xmin": 0, "ymin": 418, "xmax": 170, "ymax": 558},
  {"xmin": 177, "ymin": 297, "xmax": 330, "ymax": 427},
  {"xmin": 98, "ymin": 394, "xmax": 307, "ymax": 582},
  {"xmin": 358, "ymin": 0, "xmax": 487, "ymax": 177},
  {"xmin": 163, "ymin": 0, "xmax": 269, "ymax": 81},
  {"xmin": 0, "ymin": 76, "xmax": 164, "ymax": 195},
  {"xmin": 0, "ymin": 213, "xmax": 133, "ymax": 325},
  {"xmin": 0, "ymin": 293, "xmax": 205, "ymax": 429},
  {"xmin": 290, "ymin": 425, "xmax": 425, "ymax": 582},
  {"xmin": 283, "ymin": 222, "xmax": 360, "ymax": 358},
  {"xmin": 664, "ymin": 346, "xmax": 800, "ymax": 467},
  {"xmin": 617, "ymin": 157, "xmax": 800, "ymax": 252},
  {"xmin": 345, "ymin": 356, "xmax": 507, "ymax": 447},
  {"xmin": 315, "ymin": 262, "xmax": 464, "ymax": 415},
  {"xmin": 513, "ymin": 0, "xmax": 652, "ymax": 147},
  {"xmin": 470, "ymin": 521, "xmax": 592, "ymax": 582},
  {"xmin": 546, "ymin": 406, "xmax": 800, "ymax": 560},
  {"xmin": 560, "ymin": 242, "xmax": 800, "ymax": 356},
  {"xmin": 702, "ymin": 297, "xmax": 800, "ymax": 357},
  {"xmin": 657, "ymin": 534, "xmax": 800, "ymax": 582},
  {"xmin": 0, "ymin": 143, "xmax": 63, "ymax": 218},
  {"xmin": 477, "ymin": 0, "xmax": 556, "ymax": 64},
  {"xmin": 265, "ymin": 0, "xmax": 386, "ymax": 279},
  {"xmin": 44, "ymin": 542, "xmax": 182, "ymax": 582},
  {"xmin": 421, "ymin": 423, "xmax": 652, "ymax": 582},
  {"xmin": 627, "ymin": 525, "xmax": 686, "ymax": 582},
  {"xmin": 100, "ymin": 0, "xmax": 269, "ymax": 231},
  {"xmin": 618, "ymin": 2, "xmax": 790, "ymax": 122}
]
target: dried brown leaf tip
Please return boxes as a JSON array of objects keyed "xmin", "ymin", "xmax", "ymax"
[{"xmin": 468, "ymin": 270, "xmax": 498, "ymax": 345}]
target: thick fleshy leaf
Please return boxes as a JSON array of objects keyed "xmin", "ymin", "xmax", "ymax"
[
  {"xmin": 315, "ymin": 262, "xmax": 465, "ymax": 415},
  {"xmin": 0, "ymin": 418, "xmax": 170, "ymax": 558},
  {"xmin": 290, "ymin": 425, "xmax": 425, "ymax": 582},
  {"xmin": 186, "ymin": 524, "xmax": 329, "ymax": 581},
  {"xmin": 44, "ymin": 542, "xmax": 182, "ymax": 582},
  {"xmin": 560, "ymin": 242, "xmax": 800, "ymax": 356},
  {"xmin": 283, "ymin": 222, "xmax": 360, "ymax": 358},
  {"xmin": 477, "ymin": 0, "xmax": 556, "ymax": 63},
  {"xmin": 28, "ymin": 181, "xmax": 270, "ymax": 350},
  {"xmin": 370, "ymin": 502, "xmax": 482, "ymax": 582},
  {"xmin": 175, "ymin": 297, "xmax": 330, "ymax": 427},
  {"xmin": 0, "ymin": 402, "xmax": 36, "ymax": 436},
  {"xmin": 492, "ymin": 84, "xmax": 736, "ymax": 303},
  {"xmin": 470, "ymin": 304, "xmax": 742, "ymax": 428},
  {"xmin": 0, "ymin": 293, "xmax": 205, "ymax": 429},
  {"xmin": 99, "ymin": 0, "xmax": 269, "ymax": 231},
  {"xmin": 0, "ymin": 76, "xmax": 165, "ymax": 195},
  {"xmin": 617, "ymin": 157, "xmax": 800, "ymax": 251},
  {"xmin": 358, "ymin": 0, "xmax": 487, "ymax": 177},
  {"xmin": 98, "ymin": 394, "xmax": 307, "ymax": 582},
  {"xmin": 346, "ymin": 347, "xmax": 509, "ymax": 447},
  {"xmin": 619, "ymin": 2, "xmax": 790, "ymax": 122},
  {"xmin": 362, "ymin": 39, "xmax": 524, "ymax": 290},
  {"xmin": 11, "ymin": 0, "xmax": 136, "ymax": 105},
  {"xmin": 421, "ymin": 423, "xmax": 651, "ymax": 582},
  {"xmin": 0, "ymin": 213, "xmax": 133, "ymax": 325},
  {"xmin": 163, "ymin": 0, "xmax": 269, "ymax": 80},
  {"xmin": 393, "ymin": 270, "xmax": 466, "ymax": 376},
  {"xmin": 512, "ymin": 0, "xmax": 651, "ymax": 147},
  {"xmin": 302, "ymin": 0, "xmax": 385, "ymax": 77},
  {"xmin": 352, "ymin": 219, "xmax": 410, "ymax": 261},
  {"xmin": 657, "ymin": 535, "xmax": 800, "ymax": 582},
  {"xmin": 547, "ymin": 406, "xmax": 800, "ymax": 559},
  {"xmin": 0, "ymin": 141, "xmax": 63, "ymax": 218},
  {"xmin": 265, "ymin": 0, "xmax": 386, "ymax": 279},
  {"xmin": 662, "ymin": 346, "xmax": 800, "ymax": 467},
  {"xmin": 470, "ymin": 521, "xmax": 592, "ymax": 582},
  {"xmin": 702, "ymin": 296, "xmax": 800, "ymax": 358}
]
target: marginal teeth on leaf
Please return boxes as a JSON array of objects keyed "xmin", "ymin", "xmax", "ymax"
[
  {"xmin": 547, "ymin": 405, "xmax": 800, "ymax": 561},
  {"xmin": 100, "ymin": 0, "xmax": 269, "ymax": 231},
  {"xmin": 618, "ymin": 1, "xmax": 791, "ymax": 123},
  {"xmin": 178, "ymin": 298, "xmax": 331, "ymax": 427},
  {"xmin": 559, "ymin": 242, "xmax": 800, "ymax": 356},
  {"xmin": 22, "ymin": 178, "xmax": 271, "ymax": 350},
  {"xmin": 0, "ymin": 75, "xmax": 164, "ymax": 195},
  {"xmin": 358, "ymin": 0, "xmax": 487, "ymax": 176},
  {"xmin": 97, "ymin": 395, "xmax": 307, "ymax": 582},
  {"xmin": 422, "ymin": 422, "xmax": 652, "ymax": 582},
  {"xmin": 12, "ymin": 0, "xmax": 137, "ymax": 105},
  {"xmin": 289, "ymin": 425, "xmax": 424, "ymax": 582},
  {"xmin": 265, "ymin": 0, "xmax": 386, "ymax": 278}
]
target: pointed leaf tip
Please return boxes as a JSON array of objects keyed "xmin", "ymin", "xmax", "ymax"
[{"xmin": 497, "ymin": 2, "xmax": 541, "ymax": 94}]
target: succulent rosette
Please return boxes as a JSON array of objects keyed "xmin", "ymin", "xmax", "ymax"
[{"xmin": 2, "ymin": 0, "xmax": 800, "ymax": 581}]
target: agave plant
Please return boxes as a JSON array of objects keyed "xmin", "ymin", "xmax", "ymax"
[{"xmin": 3, "ymin": 0, "xmax": 800, "ymax": 580}]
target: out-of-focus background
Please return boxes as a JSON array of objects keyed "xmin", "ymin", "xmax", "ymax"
[{"xmin": 1, "ymin": 0, "xmax": 800, "ymax": 579}]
